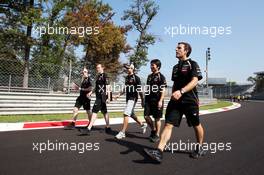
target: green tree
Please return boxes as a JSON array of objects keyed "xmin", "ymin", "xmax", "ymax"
[
  {"xmin": 247, "ymin": 76, "xmax": 256, "ymax": 85},
  {"xmin": 248, "ymin": 75, "xmax": 264, "ymax": 93},
  {"xmin": 30, "ymin": 0, "xmax": 79, "ymax": 80},
  {"xmin": 65, "ymin": 0, "xmax": 129, "ymax": 80},
  {"xmin": 122, "ymin": 0, "xmax": 159, "ymax": 70},
  {"xmin": 0, "ymin": 0, "xmax": 43, "ymax": 87},
  {"xmin": 226, "ymin": 81, "xmax": 237, "ymax": 86}
]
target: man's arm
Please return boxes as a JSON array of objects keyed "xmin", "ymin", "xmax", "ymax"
[
  {"xmin": 139, "ymin": 91, "xmax": 144, "ymax": 108},
  {"xmin": 172, "ymin": 77, "xmax": 198, "ymax": 101},
  {"xmin": 80, "ymin": 86, "xmax": 92, "ymax": 92},
  {"xmin": 106, "ymin": 84, "xmax": 111, "ymax": 102},
  {"xmin": 181, "ymin": 77, "xmax": 198, "ymax": 93},
  {"xmin": 159, "ymin": 87, "xmax": 166, "ymax": 101},
  {"xmin": 114, "ymin": 87, "xmax": 125, "ymax": 99},
  {"xmin": 136, "ymin": 76, "xmax": 144, "ymax": 107},
  {"xmin": 158, "ymin": 75, "xmax": 167, "ymax": 108}
]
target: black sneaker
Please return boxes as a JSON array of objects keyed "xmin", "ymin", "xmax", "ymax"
[
  {"xmin": 144, "ymin": 148, "xmax": 163, "ymax": 163},
  {"xmin": 105, "ymin": 127, "xmax": 112, "ymax": 134},
  {"xmin": 150, "ymin": 135, "xmax": 160, "ymax": 143},
  {"xmin": 190, "ymin": 145, "xmax": 206, "ymax": 159},
  {"xmin": 77, "ymin": 127, "xmax": 91, "ymax": 136},
  {"xmin": 149, "ymin": 130, "xmax": 155, "ymax": 141},
  {"xmin": 64, "ymin": 122, "xmax": 75, "ymax": 130}
]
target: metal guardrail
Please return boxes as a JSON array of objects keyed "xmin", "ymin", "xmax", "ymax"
[{"xmin": 0, "ymin": 92, "xmax": 216, "ymax": 115}]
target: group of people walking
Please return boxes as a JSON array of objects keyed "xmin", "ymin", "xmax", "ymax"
[{"xmin": 64, "ymin": 42, "xmax": 206, "ymax": 163}]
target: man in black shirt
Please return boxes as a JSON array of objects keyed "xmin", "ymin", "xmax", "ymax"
[
  {"xmin": 144, "ymin": 59, "xmax": 167, "ymax": 143},
  {"xmin": 64, "ymin": 67, "xmax": 92, "ymax": 130},
  {"xmin": 114, "ymin": 63, "xmax": 147, "ymax": 139},
  {"xmin": 78, "ymin": 64, "xmax": 111, "ymax": 135},
  {"xmin": 144, "ymin": 42, "xmax": 206, "ymax": 163}
]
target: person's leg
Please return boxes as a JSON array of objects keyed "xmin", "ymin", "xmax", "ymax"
[
  {"xmin": 144, "ymin": 115, "xmax": 154, "ymax": 131},
  {"xmin": 131, "ymin": 112, "xmax": 147, "ymax": 134},
  {"xmin": 145, "ymin": 115, "xmax": 156, "ymax": 141},
  {"xmin": 77, "ymin": 112, "xmax": 97, "ymax": 136},
  {"xmin": 129, "ymin": 100, "xmax": 145, "ymax": 126},
  {"xmin": 103, "ymin": 112, "xmax": 112, "ymax": 133},
  {"xmin": 144, "ymin": 123, "xmax": 174, "ymax": 163},
  {"xmin": 185, "ymin": 104, "xmax": 206, "ymax": 158},
  {"xmin": 150, "ymin": 100, "xmax": 164, "ymax": 142},
  {"xmin": 64, "ymin": 107, "xmax": 80, "ymax": 129},
  {"xmin": 190, "ymin": 123, "xmax": 206, "ymax": 158},
  {"xmin": 78, "ymin": 98, "xmax": 100, "ymax": 135},
  {"xmin": 131, "ymin": 114, "xmax": 143, "ymax": 125},
  {"xmin": 121, "ymin": 114, "xmax": 129, "ymax": 132},
  {"xmin": 122, "ymin": 100, "xmax": 136, "ymax": 129},
  {"xmin": 144, "ymin": 102, "xmax": 155, "ymax": 131},
  {"xmin": 144, "ymin": 101, "xmax": 182, "ymax": 162},
  {"xmin": 101, "ymin": 102, "xmax": 110, "ymax": 128},
  {"xmin": 184, "ymin": 104, "xmax": 204, "ymax": 145},
  {"xmin": 149, "ymin": 117, "xmax": 161, "ymax": 142},
  {"xmin": 116, "ymin": 100, "xmax": 133, "ymax": 139},
  {"xmin": 87, "ymin": 113, "xmax": 97, "ymax": 130},
  {"xmin": 103, "ymin": 113, "xmax": 110, "ymax": 128},
  {"xmin": 72, "ymin": 96, "xmax": 82, "ymax": 122},
  {"xmin": 115, "ymin": 114, "xmax": 128, "ymax": 139},
  {"xmin": 72, "ymin": 107, "xmax": 79, "ymax": 121},
  {"xmin": 155, "ymin": 118, "xmax": 161, "ymax": 137},
  {"xmin": 65, "ymin": 107, "xmax": 79, "ymax": 128},
  {"xmin": 157, "ymin": 123, "xmax": 174, "ymax": 151},
  {"xmin": 193, "ymin": 123, "xmax": 204, "ymax": 145},
  {"xmin": 87, "ymin": 98, "xmax": 102, "ymax": 130},
  {"xmin": 83, "ymin": 99, "xmax": 92, "ymax": 122},
  {"xmin": 86, "ymin": 110, "xmax": 92, "ymax": 122}
]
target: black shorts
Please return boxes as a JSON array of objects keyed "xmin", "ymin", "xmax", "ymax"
[
  {"xmin": 165, "ymin": 100, "xmax": 200, "ymax": 127},
  {"xmin": 144, "ymin": 99, "xmax": 163, "ymax": 119},
  {"xmin": 92, "ymin": 98, "xmax": 107, "ymax": 114},
  {"xmin": 74, "ymin": 96, "xmax": 91, "ymax": 110}
]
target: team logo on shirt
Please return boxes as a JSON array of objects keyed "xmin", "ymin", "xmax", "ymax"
[{"xmin": 181, "ymin": 64, "xmax": 190, "ymax": 73}]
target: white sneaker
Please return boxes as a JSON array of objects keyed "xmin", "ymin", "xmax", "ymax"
[
  {"xmin": 115, "ymin": 131, "xmax": 126, "ymax": 139},
  {"xmin": 141, "ymin": 123, "xmax": 147, "ymax": 134}
]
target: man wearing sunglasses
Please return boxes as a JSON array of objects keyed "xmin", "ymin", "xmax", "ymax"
[{"xmin": 64, "ymin": 67, "xmax": 93, "ymax": 130}]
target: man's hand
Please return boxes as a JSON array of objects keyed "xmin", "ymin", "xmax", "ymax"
[
  {"xmin": 72, "ymin": 83, "xmax": 79, "ymax": 91},
  {"xmin": 158, "ymin": 100, "xmax": 163, "ymax": 109},
  {"xmin": 86, "ymin": 91, "xmax": 92, "ymax": 99},
  {"xmin": 106, "ymin": 99, "xmax": 110, "ymax": 104},
  {"xmin": 113, "ymin": 95, "xmax": 119, "ymax": 101},
  {"xmin": 172, "ymin": 90, "xmax": 182, "ymax": 101}
]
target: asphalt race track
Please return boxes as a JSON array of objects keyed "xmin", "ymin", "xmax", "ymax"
[{"xmin": 0, "ymin": 101, "xmax": 263, "ymax": 175}]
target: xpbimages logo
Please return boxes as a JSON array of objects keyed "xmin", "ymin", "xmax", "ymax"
[
  {"xmin": 165, "ymin": 140, "xmax": 232, "ymax": 154},
  {"xmin": 32, "ymin": 25, "xmax": 100, "ymax": 37},
  {"xmin": 164, "ymin": 24, "xmax": 232, "ymax": 38},
  {"xmin": 32, "ymin": 140, "xmax": 100, "ymax": 154},
  {"xmin": 97, "ymin": 83, "xmax": 166, "ymax": 95}
]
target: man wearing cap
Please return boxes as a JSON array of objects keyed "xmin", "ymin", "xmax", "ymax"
[{"xmin": 114, "ymin": 63, "xmax": 147, "ymax": 139}]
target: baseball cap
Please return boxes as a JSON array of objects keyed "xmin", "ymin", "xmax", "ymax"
[{"xmin": 124, "ymin": 63, "xmax": 135, "ymax": 70}]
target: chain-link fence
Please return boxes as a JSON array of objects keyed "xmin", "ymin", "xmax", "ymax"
[
  {"xmin": 0, "ymin": 59, "xmax": 86, "ymax": 93},
  {"xmin": 0, "ymin": 58, "xmax": 139, "ymax": 94},
  {"xmin": 0, "ymin": 58, "xmax": 213, "ymax": 99}
]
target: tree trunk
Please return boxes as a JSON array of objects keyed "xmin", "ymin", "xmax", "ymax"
[{"xmin": 22, "ymin": 0, "xmax": 34, "ymax": 88}]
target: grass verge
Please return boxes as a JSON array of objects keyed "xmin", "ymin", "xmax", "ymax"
[{"xmin": 0, "ymin": 100, "xmax": 233, "ymax": 123}]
